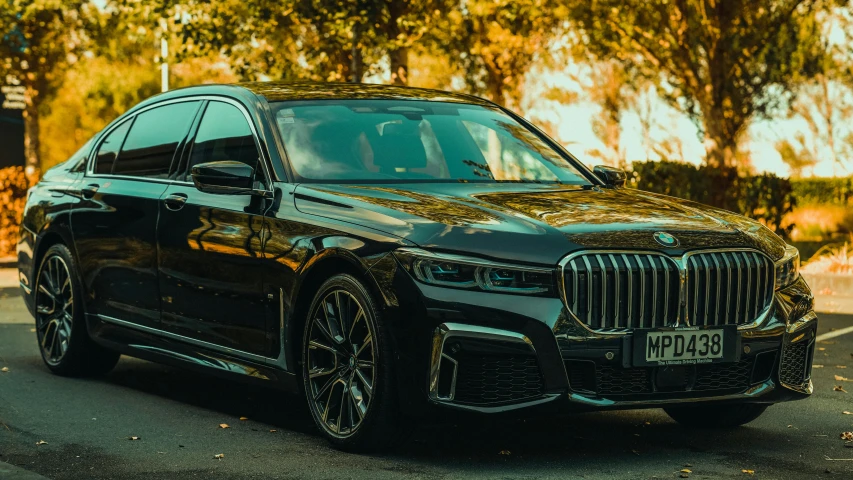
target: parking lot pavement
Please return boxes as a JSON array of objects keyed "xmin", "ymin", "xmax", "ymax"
[{"xmin": 1, "ymin": 291, "xmax": 853, "ymax": 479}]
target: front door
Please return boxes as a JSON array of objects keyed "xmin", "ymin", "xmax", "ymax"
[
  {"xmin": 72, "ymin": 100, "xmax": 201, "ymax": 327},
  {"xmin": 157, "ymin": 100, "xmax": 272, "ymax": 356}
]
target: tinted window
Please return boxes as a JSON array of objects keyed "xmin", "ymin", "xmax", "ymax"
[
  {"xmin": 272, "ymin": 100, "xmax": 590, "ymax": 184},
  {"xmin": 114, "ymin": 101, "xmax": 200, "ymax": 178},
  {"xmin": 68, "ymin": 138, "xmax": 95, "ymax": 173},
  {"xmin": 185, "ymin": 102, "xmax": 260, "ymax": 181},
  {"xmin": 94, "ymin": 120, "xmax": 131, "ymax": 174}
]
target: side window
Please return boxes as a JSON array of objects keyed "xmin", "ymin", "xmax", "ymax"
[
  {"xmin": 94, "ymin": 120, "xmax": 132, "ymax": 174},
  {"xmin": 114, "ymin": 101, "xmax": 200, "ymax": 178},
  {"xmin": 185, "ymin": 101, "xmax": 261, "ymax": 182},
  {"xmin": 68, "ymin": 138, "xmax": 95, "ymax": 173}
]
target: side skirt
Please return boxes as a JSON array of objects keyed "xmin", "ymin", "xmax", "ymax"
[{"xmin": 86, "ymin": 313, "xmax": 300, "ymax": 392}]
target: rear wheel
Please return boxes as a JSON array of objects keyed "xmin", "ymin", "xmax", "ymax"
[
  {"xmin": 301, "ymin": 274, "xmax": 407, "ymax": 452},
  {"xmin": 664, "ymin": 404, "xmax": 769, "ymax": 428},
  {"xmin": 34, "ymin": 244, "xmax": 119, "ymax": 376}
]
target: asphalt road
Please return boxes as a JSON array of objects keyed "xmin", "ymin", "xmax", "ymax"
[{"xmin": 2, "ymin": 289, "xmax": 853, "ymax": 480}]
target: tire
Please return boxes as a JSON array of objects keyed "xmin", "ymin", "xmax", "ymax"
[
  {"xmin": 664, "ymin": 403, "xmax": 769, "ymax": 428},
  {"xmin": 33, "ymin": 244, "xmax": 120, "ymax": 376},
  {"xmin": 301, "ymin": 274, "xmax": 408, "ymax": 452}
]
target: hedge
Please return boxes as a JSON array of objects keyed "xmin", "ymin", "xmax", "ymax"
[
  {"xmin": 628, "ymin": 161, "xmax": 795, "ymax": 238},
  {"xmin": 0, "ymin": 167, "xmax": 30, "ymax": 258},
  {"xmin": 791, "ymin": 177, "xmax": 853, "ymax": 206}
]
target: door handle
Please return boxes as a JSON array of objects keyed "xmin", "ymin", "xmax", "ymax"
[
  {"xmin": 81, "ymin": 184, "xmax": 99, "ymax": 199},
  {"xmin": 163, "ymin": 193, "xmax": 188, "ymax": 211}
]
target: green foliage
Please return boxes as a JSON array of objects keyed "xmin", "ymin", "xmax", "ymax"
[
  {"xmin": 0, "ymin": 0, "xmax": 95, "ymax": 169},
  {"xmin": 791, "ymin": 177, "xmax": 853, "ymax": 206},
  {"xmin": 447, "ymin": 0, "xmax": 568, "ymax": 107},
  {"xmin": 566, "ymin": 0, "xmax": 828, "ymax": 167},
  {"xmin": 629, "ymin": 161, "xmax": 796, "ymax": 238}
]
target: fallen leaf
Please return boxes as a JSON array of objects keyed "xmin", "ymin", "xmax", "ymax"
[
  {"xmin": 29, "ymin": 328, "xmax": 35, "ymax": 333},
  {"xmin": 219, "ymin": 424, "xmax": 230, "ymax": 429},
  {"xmin": 213, "ymin": 453, "xmax": 224, "ymax": 460},
  {"xmin": 835, "ymin": 385, "xmax": 848, "ymax": 393},
  {"xmin": 35, "ymin": 440, "xmax": 47, "ymax": 445},
  {"xmin": 1, "ymin": 367, "xmax": 8, "ymax": 373},
  {"xmin": 631, "ymin": 449, "xmax": 640, "ymax": 455},
  {"xmin": 843, "ymin": 411, "xmax": 853, "ymax": 415},
  {"xmin": 269, "ymin": 429, "xmax": 277, "ymax": 433},
  {"xmin": 838, "ymin": 366, "xmax": 848, "ymax": 369},
  {"xmin": 680, "ymin": 468, "xmax": 693, "ymax": 473},
  {"xmin": 498, "ymin": 450, "xmax": 511, "ymax": 456},
  {"xmin": 239, "ymin": 417, "xmax": 248, "ymax": 421},
  {"xmin": 821, "ymin": 341, "xmax": 838, "ymax": 345},
  {"xmin": 814, "ymin": 365, "xmax": 825, "ymax": 368},
  {"xmin": 128, "ymin": 436, "xmax": 140, "ymax": 441},
  {"xmin": 742, "ymin": 469, "xmax": 755, "ymax": 475},
  {"xmin": 836, "ymin": 375, "xmax": 851, "ymax": 382},
  {"xmin": 819, "ymin": 347, "xmax": 827, "ymax": 351},
  {"xmin": 842, "ymin": 432, "xmax": 853, "ymax": 441}
]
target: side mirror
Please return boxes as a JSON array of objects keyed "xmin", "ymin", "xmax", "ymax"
[
  {"xmin": 593, "ymin": 165, "xmax": 627, "ymax": 188},
  {"xmin": 191, "ymin": 161, "xmax": 255, "ymax": 195}
]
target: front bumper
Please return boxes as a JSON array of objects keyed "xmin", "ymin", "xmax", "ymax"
[{"xmin": 407, "ymin": 273, "xmax": 816, "ymax": 414}]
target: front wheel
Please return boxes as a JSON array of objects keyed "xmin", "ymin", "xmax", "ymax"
[
  {"xmin": 34, "ymin": 244, "xmax": 120, "ymax": 376},
  {"xmin": 664, "ymin": 404, "xmax": 769, "ymax": 428},
  {"xmin": 301, "ymin": 274, "xmax": 407, "ymax": 452}
]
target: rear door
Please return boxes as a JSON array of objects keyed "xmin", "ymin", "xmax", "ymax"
[
  {"xmin": 72, "ymin": 100, "xmax": 201, "ymax": 327},
  {"xmin": 157, "ymin": 99, "xmax": 273, "ymax": 356}
]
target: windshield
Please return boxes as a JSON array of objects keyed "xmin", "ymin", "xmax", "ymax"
[{"xmin": 271, "ymin": 100, "xmax": 591, "ymax": 184}]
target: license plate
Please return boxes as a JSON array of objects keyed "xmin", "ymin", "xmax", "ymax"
[{"xmin": 632, "ymin": 326, "xmax": 737, "ymax": 366}]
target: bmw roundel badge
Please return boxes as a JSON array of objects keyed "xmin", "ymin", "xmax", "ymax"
[{"xmin": 653, "ymin": 231, "xmax": 679, "ymax": 247}]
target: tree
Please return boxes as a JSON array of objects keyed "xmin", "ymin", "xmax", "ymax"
[
  {"xmin": 782, "ymin": 3, "xmax": 853, "ymax": 175},
  {"xmin": 446, "ymin": 0, "xmax": 568, "ymax": 108},
  {"xmin": 585, "ymin": 61, "xmax": 635, "ymax": 166},
  {"xmin": 0, "ymin": 0, "xmax": 92, "ymax": 173},
  {"xmin": 775, "ymin": 134, "xmax": 819, "ymax": 177},
  {"xmin": 566, "ymin": 0, "xmax": 827, "ymax": 168}
]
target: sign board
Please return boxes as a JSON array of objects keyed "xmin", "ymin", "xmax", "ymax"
[{"xmin": 0, "ymin": 75, "xmax": 25, "ymax": 168}]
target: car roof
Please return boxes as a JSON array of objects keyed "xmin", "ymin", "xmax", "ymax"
[{"xmin": 133, "ymin": 81, "xmax": 495, "ymax": 111}]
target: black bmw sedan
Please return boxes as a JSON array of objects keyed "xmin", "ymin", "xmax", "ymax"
[{"xmin": 17, "ymin": 82, "xmax": 815, "ymax": 451}]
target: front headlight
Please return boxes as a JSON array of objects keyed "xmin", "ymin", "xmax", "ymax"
[
  {"xmin": 394, "ymin": 248, "xmax": 555, "ymax": 295},
  {"xmin": 775, "ymin": 244, "xmax": 800, "ymax": 290}
]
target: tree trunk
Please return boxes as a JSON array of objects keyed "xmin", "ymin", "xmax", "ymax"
[
  {"xmin": 387, "ymin": 1, "xmax": 409, "ymax": 85},
  {"xmin": 390, "ymin": 46, "xmax": 408, "ymax": 85},
  {"xmin": 350, "ymin": 24, "xmax": 364, "ymax": 83},
  {"xmin": 702, "ymin": 104, "xmax": 739, "ymax": 169},
  {"xmin": 22, "ymin": 87, "xmax": 40, "ymax": 176}
]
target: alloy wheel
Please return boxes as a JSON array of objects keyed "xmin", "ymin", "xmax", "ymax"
[
  {"xmin": 306, "ymin": 289, "xmax": 375, "ymax": 437},
  {"xmin": 35, "ymin": 254, "xmax": 74, "ymax": 366}
]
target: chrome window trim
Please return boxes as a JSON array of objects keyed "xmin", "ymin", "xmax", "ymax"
[
  {"xmin": 428, "ymin": 322, "xmax": 534, "ymax": 403},
  {"xmin": 557, "ymin": 248, "xmax": 776, "ymax": 337},
  {"xmin": 85, "ymin": 95, "xmax": 274, "ymax": 188}
]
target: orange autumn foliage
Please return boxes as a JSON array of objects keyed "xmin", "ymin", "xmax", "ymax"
[{"xmin": 0, "ymin": 167, "xmax": 32, "ymax": 258}]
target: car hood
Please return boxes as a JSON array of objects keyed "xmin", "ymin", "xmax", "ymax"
[{"xmin": 292, "ymin": 183, "xmax": 785, "ymax": 265}]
